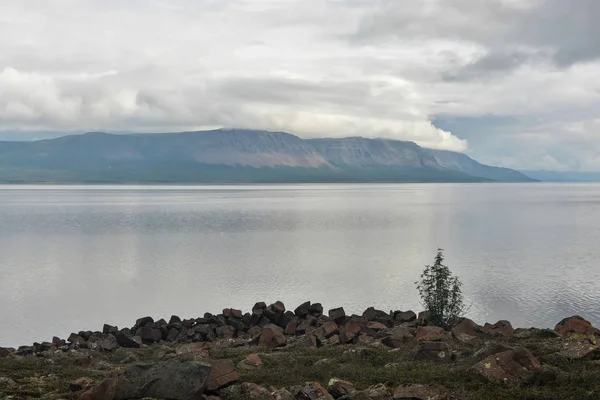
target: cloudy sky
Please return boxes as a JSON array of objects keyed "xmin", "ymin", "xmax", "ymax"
[{"xmin": 1, "ymin": 0, "xmax": 599, "ymax": 170}]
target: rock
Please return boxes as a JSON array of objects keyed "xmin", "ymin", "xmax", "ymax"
[
  {"xmin": 392, "ymin": 384, "xmax": 448, "ymax": 400},
  {"xmin": 539, "ymin": 328, "xmax": 560, "ymax": 338},
  {"xmin": 341, "ymin": 321, "xmax": 362, "ymax": 344},
  {"xmin": 169, "ymin": 315, "xmax": 182, "ymax": 324},
  {"xmin": 0, "ymin": 347, "xmax": 14, "ymax": 358},
  {"xmin": 452, "ymin": 318, "xmax": 478, "ymax": 336},
  {"xmin": 206, "ymin": 359, "xmax": 240, "ymax": 392},
  {"xmin": 417, "ymin": 311, "xmax": 430, "ymax": 325},
  {"xmin": 395, "ymin": 311, "xmax": 417, "ymax": 323},
  {"xmin": 309, "ymin": 303, "xmax": 324, "ymax": 317},
  {"xmin": 295, "ymin": 381, "xmax": 334, "ymax": 400},
  {"xmin": 237, "ymin": 354, "xmax": 263, "ymax": 370},
  {"xmin": 52, "ymin": 336, "xmax": 66, "ymax": 346},
  {"xmin": 328, "ymin": 378, "xmax": 355, "ymax": 398},
  {"xmin": 241, "ymin": 382, "xmax": 272, "ymax": 399},
  {"xmin": 131, "ymin": 316, "xmax": 154, "ymax": 332},
  {"xmin": 136, "ymin": 326, "xmax": 163, "ymax": 343},
  {"xmin": 230, "ymin": 309, "xmax": 243, "ymax": 319},
  {"xmin": 259, "ymin": 324, "xmax": 287, "ymax": 348},
  {"xmin": 271, "ymin": 301, "xmax": 286, "ymax": 313},
  {"xmin": 175, "ymin": 342, "xmax": 211, "ymax": 359},
  {"xmin": 416, "ymin": 326, "xmax": 445, "ymax": 341},
  {"xmin": 115, "ymin": 331, "xmax": 142, "ymax": 348},
  {"xmin": 322, "ymin": 321, "xmax": 340, "ymax": 338},
  {"xmin": 513, "ymin": 328, "xmax": 533, "ymax": 339},
  {"xmin": 97, "ymin": 334, "xmax": 119, "ymax": 351},
  {"xmin": 83, "ymin": 361, "xmax": 211, "ymax": 400},
  {"xmin": 472, "ymin": 348, "xmax": 541, "ymax": 384},
  {"xmin": 295, "ymin": 301, "xmax": 311, "ymax": 317},
  {"xmin": 293, "ymin": 335, "xmax": 320, "ymax": 349},
  {"xmin": 216, "ymin": 325, "xmax": 236, "ymax": 339},
  {"xmin": 348, "ymin": 383, "xmax": 392, "ymax": 400},
  {"xmin": 252, "ymin": 302, "xmax": 267, "ymax": 314},
  {"xmin": 415, "ymin": 342, "xmax": 452, "ymax": 361},
  {"xmin": 557, "ymin": 340, "xmax": 600, "ymax": 360},
  {"xmin": 70, "ymin": 377, "xmax": 95, "ymax": 392},
  {"xmin": 102, "ymin": 324, "xmax": 118, "ymax": 335},
  {"xmin": 366, "ymin": 322, "xmax": 388, "ymax": 332},
  {"xmin": 273, "ymin": 388, "xmax": 295, "ymax": 400},
  {"xmin": 329, "ymin": 308, "xmax": 346, "ymax": 325},
  {"xmin": 555, "ymin": 315, "xmax": 598, "ymax": 336},
  {"xmin": 474, "ymin": 341, "xmax": 513, "ymax": 360},
  {"xmin": 380, "ymin": 326, "xmax": 414, "ymax": 348},
  {"xmin": 481, "ymin": 320, "xmax": 514, "ymax": 337},
  {"xmin": 286, "ymin": 318, "xmax": 299, "ymax": 336},
  {"xmin": 68, "ymin": 333, "xmax": 86, "ymax": 344}
]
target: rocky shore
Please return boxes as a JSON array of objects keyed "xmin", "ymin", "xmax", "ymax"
[{"xmin": 1, "ymin": 301, "xmax": 600, "ymax": 400}]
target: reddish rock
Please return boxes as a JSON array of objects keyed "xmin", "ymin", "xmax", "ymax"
[
  {"xmin": 367, "ymin": 321, "xmax": 388, "ymax": 331},
  {"xmin": 259, "ymin": 324, "xmax": 287, "ymax": 348},
  {"xmin": 380, "ymin": 326, "xmax": 414, "ymax": 348},
  {"xmin": 216, "ymin": 325, "xmax": 235, "ymax": 339},
  {"xmin": 285, "ymin": 318, "xmax": 299, "ymax": 336},
  {"xmin": 415, "ymin": 341, "xmax": 452, "ymax": 362},
  {"xmin": 271, "ymin": 301, "xmax": 286, "ymax": 313},
  {"xmin": 329, "ymin": 308, "xmax": 346, "ymax": 325},
  {"xmin": 341, "ymin": 321, "xmax": 362, "ymax": 343},
  {"xmin": 472, "ymin": 348, "xmax": 541, "ymax": 384},
  {"xmin": 295, "ymin": 382, "xmax": 334, "ymax": 400},
  {"xmin": 452, "ymin": 318, "xmax": 478, "ymax": 335},
  {"xmin": 327, "ymin": 378, "xmax": 355, "ymax": 398},
  {"xmin": 206, "ymin": 359, "xmax": 240, "ymax": 391},
  {"xmin": 237, "ymin": 354, "xmax": 263, "ymax": 370},
  {"xmin": 555, "ymin": 315, "xmax": 598, "ymax": 336},
  {"xmin": 393, "ymin": 384, "xmax": 448, "ymax": 399},
  {"xmin": 70, "ymin": 377, "xmax": 95, "ymax": 392},
  {"xmin": 322, "ymin": 321, "xmax": 340, "ymax": 338},
  {"xmin": 396, "ymin": 310, "xmax": 417, "ymax": 323},
  {"xmin": 474, "ymin": 342, "xmax": 513, "ymax": 360},
  {"xmin": 416, "ymin": 326, "xmax": 445, "ymax": 342},
  {"xmin": 481, "ymin": 320, "xmax": 514, "ymax": 337},
  {"xmin": 230, "ymin": 309, "xmax": 243, "ymax": 319}
]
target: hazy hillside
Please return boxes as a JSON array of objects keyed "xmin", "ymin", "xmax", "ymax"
[
  {"xmin": 0, "ymin": 129, "xmax": 534, "ymax": 183},
  {"xmin": 521, "ymin": 170, "xmax": 600, "ymax": 182}
]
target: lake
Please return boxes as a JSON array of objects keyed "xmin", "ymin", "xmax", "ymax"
[{"xmin": 1, "ymin": 183, "xmax": 599, "ymax": 346}]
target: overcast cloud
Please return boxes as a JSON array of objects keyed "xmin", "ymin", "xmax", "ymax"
[{"xmin": 1, "ymin": 0, "xmax": 599, "ymax": 170}]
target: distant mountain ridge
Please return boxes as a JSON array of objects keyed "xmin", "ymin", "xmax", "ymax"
[{"xmin": 0, "ymin": 129, "xmax": 534, "ymax": 183}]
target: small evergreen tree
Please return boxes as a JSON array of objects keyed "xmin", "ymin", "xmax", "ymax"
[{"xmin": 416, "ymin": 249, "xmax": 464, "ymax": 329}]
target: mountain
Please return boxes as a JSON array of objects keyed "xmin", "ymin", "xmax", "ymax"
[
  {"xmin": 0, "ymin": 129, "xmax": 533, "ymax": 183},
  {"xmin": 521, "ymin": 170, "xmax": 600, "ymax": 182}
]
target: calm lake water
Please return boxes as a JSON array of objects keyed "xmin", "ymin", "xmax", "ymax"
[{"xmin": 1, "ymin": 183, "xmax": 600, "ymax": 346}]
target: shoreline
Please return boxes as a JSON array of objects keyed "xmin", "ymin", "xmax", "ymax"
[{"xmin": 2, "ymin": 300, "xmax": 600, "ymax": 400}]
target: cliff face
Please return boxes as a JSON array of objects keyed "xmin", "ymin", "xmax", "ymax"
[{"xmin": 0, "ymin": 129, "xmax": 534, "ymax": 183}]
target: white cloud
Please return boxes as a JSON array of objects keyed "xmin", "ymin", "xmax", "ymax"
[{"xmin": 0, "ymin": 0, "xmax": 599, "ymax": 168}]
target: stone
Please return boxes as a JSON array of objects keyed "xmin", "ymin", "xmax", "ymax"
[
  {"xmin": 322, "ymin": 321, "xmax": 340, "ymax": 338},
  {"xmin": 472, "ymin": 348, "xmax": 541, "ymax": 384},
  {"xmin": 295, "ymin": 381, "xmax": 334, "ymax": 400},
  {"xmin": 349, "ymin": 383, "xmax": 393, "ymax": 400},
  {"xmin": 206, "ymin": 359, "xmax": 240, "ymax": 391},
  {"xmin": 97, "ymin": 333, "xmax": 119, "ymax": 351},
  {"xmin": 367, "ymin": 322, "xmax": 388, "ymax": 332},
  {"xmin": 481, "ymin": 320, "xmax": 514, "ymax": 337},
  {"xmin": 309, "ymin": 303, "xmax": 324, "ymax": 316},
  {"xmin": 557, "ymin": 340, "xmax": 600, "ymax": 360},
  {"xmin": 0, "ymin": 347, "xmax": 14, "ymax": 358},
  {"xmin": 293, "ymin": 335, "xmax": 319, "ymax": 349},
  {"xmin": 392, "ymin": 384, "xmax": 448, "ymax": 400},
  {"xmin": 169, "ymin": 315, "xmax": 182, "ymax": 324},
  {"xmin": 176, "ymin": 342, "xmax": 211, "ymax": 358},
  {"xmin": 259, "ymin": 324, "xmax": 287, "ymax": 348},
  {"xmin": 380, "ymin": 326, "xmax": 414, "ymax": 348},
  {"xmin": 452, "ymin": 318, "xmax": 478, "ymax": 337},
  {"xmin": 241, "ymin": 382, "xmax": 272, "ymax": 399},
  {"xmin": 230, "ymin": 309, "xmax": 243, "ymax": 319},
  {"xmin": 329, "ymin": 307, "xmax": 346, "ymax": 324},
  {"xmin": 286, "ymin": 318, "xmax": 299, "ymax": 336},
  {"xmin": 328, "ymin": 378, "xmax": 355, "ymax": 398},
  {"xmin": 252, "ymin": 302, "xmax": 267, "ymax": 314},
  {"xmin": 53, "ymin": 336, "xmax": 66, "ymax": 346},
  {"xmin": 136, "ymin": 326, "xmax": 163, "ymax": 343},
  {"xmin": 416, "ymin": 326, "xmax": 445, "ymax": 341},
  {"xmin": 237, "ymin": 353, "xmax": 263, "ymax": 370},
  {"xmin": 395, "ymin": 311, "xmax": 417, "ymax": 323},
  {"xmin": 115, "ymin": 331, "xmax": 142, "ymax": 348},
  {"xmin": 273, "ymin": 388, "xmax": 295, "ymax": 400},
  {"xmin": 415, "ymin": 342, "xmax": 452, "ymax": 362},
  {"xmin": 341, "ymin": 321, "xmax": 362, "ymax": 344},
  {"xmin": 474, "ymin": 341, "xmax": 513, "ymax": 360},
  {"xmin": 555, "ymin": 315, "xmax": 598, "ymax": 336},
  {"xmin": 85, "ymin": 361, "xmax": 211, "ymax": 400},
  {"xmin": 272, "ymin": 301, "xmax": 286, "ymax": 313},
  {"xmin": 102, "ymin": 324, "xmax": 118, "ymax": 335},
  {"xmin": 295, "ymin": 301, "xmax": 311, "ymax": 317},
  {"xmin": 68, "ymin": 333, "xmax": 86, "ymax": 344},
  {"xmin": 216, "ymin": 325, "xmax": 235, "ymax": 339},
  {"xmin": 70, "ymin": 377, "xmax": 95, "ymax": 392}
]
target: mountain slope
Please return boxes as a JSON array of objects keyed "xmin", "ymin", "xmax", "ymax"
[{"xmin": 0, "ymin": 129, "xmax": 533, "ymax": 183}]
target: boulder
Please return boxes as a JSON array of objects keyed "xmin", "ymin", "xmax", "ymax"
[
  {"xmin": 206, "ymin": 359, "xmax": 239, "ymax": 392},
  {"xmin": 322, "ymin": 321, "xmax": 340, "ymax": 338},
  {"xmin": 474, "ymin": 341, "xmax": 513, "ymax": 360},
  {"xmin": 295, "ymin": 301, "xmax": 311, "ymax": 318},
  {"xmin": 97, "ymin": 333, "xmax": 119, "ymax": 351},
  {"xmin": 103, "ymin": 324, "xmax": 118, "ymax": 335},
  {"xmin": 392, "ymin": 384, "xmax": 448, "ymax": 400},
  {"xmin": 237, "ymin": 354, "xmax": 263, "ymax": 370},
  {"xmin": 259, "ymin": 324, "xmax": 287, "ymax": 348},
  {"xmin": 328, "ymin": 308, "xmax": 346, "ymax": 325},
  {"xmin": 82, "ymin": 360, "xmax": 211, "ymax": 400},
  {"xmin": 286, "ymin": 318, "xmax": 299, "ymax": 336},
  {"xmin": 295, "ymin": 382, "xmax": 334, "ymax": 400},
  {"xmin": 366, "ymin": 322, "xmax": 388, "ymax": 332},
  {"xmin": 416, "ymin": 326, "xmax": 445, "ymax": 341},
  {"xmin": 328, "ymin": 378, "xmax": 355, "ymax": 398},
  {"xmin": 557, "ymin": 340, "xmax": 600, "ymax": 360},
  {"xmin": 481, "ymin": 320, "xmax": 514, "ymax": 337},
  {"xmin": 68, "ymin": 333, "xmax": 86, "ymax": 345},
  {"xmin": 341, "ymin": 321, "xmax": 362, "ymax": 344},
  {"xmin": 0, "ymin": 347, "xmax": 14, "ymax": 358},
  {"xmin": 216, "ymin": 325, "xmax": 235, "ymax": 339},
  {"xmin": 414, "ymin": 342, "xmax": 451, "ymax": 362},
  {"xmin": 472, "ymin": 348, "xmax": 540, "ymax": 384},
  {"xmin": 309, "ymin": 303, "xmax": 324, "ymax": 317},
  {"xmin": 452, "ymin": 318, "xmax": 478, "ymax": 336},
  {"xmin": 395, "ymin": 311, "xmax": 417, "ymax": 324},
  {"xmin": 116, "ymin": 331, "xmax": 142, "ymax": 348},
  {"xmin": 380, "ymin": 326, "xmax": 414, "ymax": 348},
  {"xmin": 52, "ymin": 336, "xmax": 66, "ymax": 346},
  {"xmin": 555, "ymin": 315, "xmax": 598, "ymax": 336}
]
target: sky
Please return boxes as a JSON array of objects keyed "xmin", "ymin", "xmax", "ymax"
[{"xmin": 1, "ymin": 0, "xmax": 599, "ymax": 171}]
